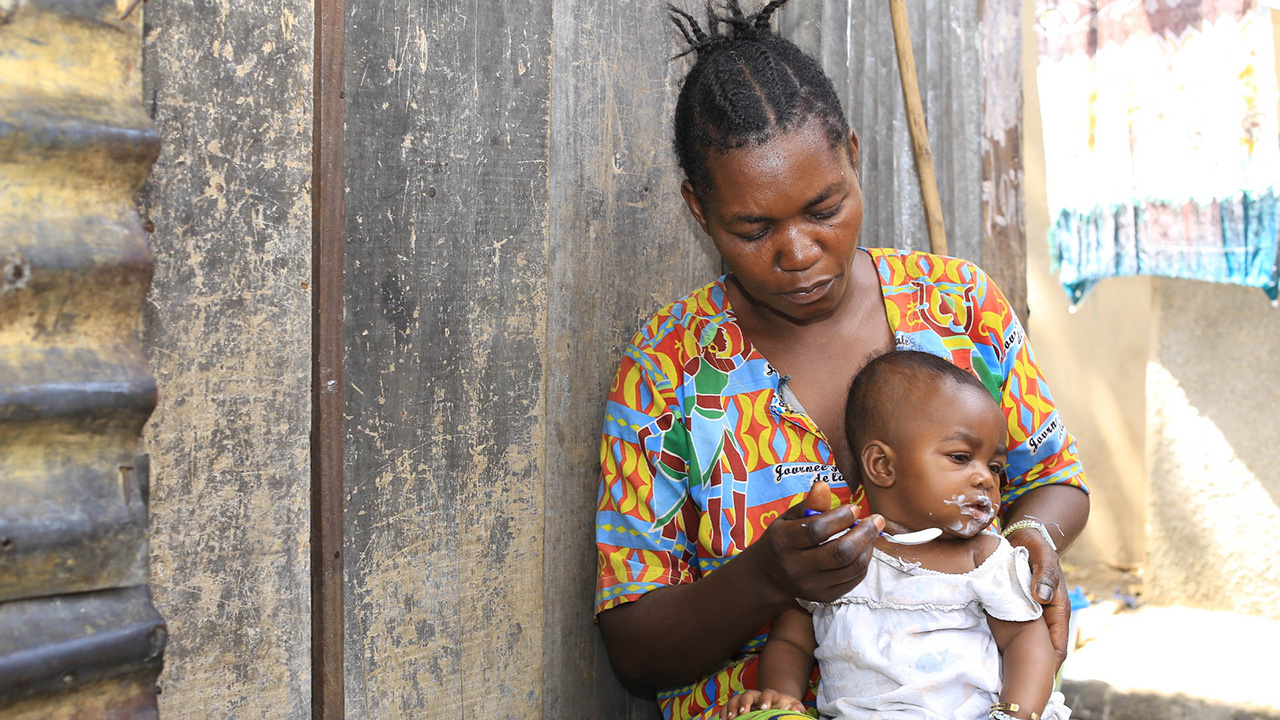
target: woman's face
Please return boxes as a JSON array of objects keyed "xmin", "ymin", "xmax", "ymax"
[{"xmin": 681, "ymin": 118, "xmax": 864, "ymax": 323}]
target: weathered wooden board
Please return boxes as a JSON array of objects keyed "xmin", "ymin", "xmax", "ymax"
[
  {"xmin": 341, "ymin": 1, "xmax": 552, "ymax": 716},
  {"xmin": 979, "ymin": 0, "xmax": 1027, "ymax": 321},
  {"xmin": 544, "ymin": 2, "xmax": 720, "ymax": 717},
  {"xmin": 139, "ymin": 0, "xmax": 314, "ymax": 715}
]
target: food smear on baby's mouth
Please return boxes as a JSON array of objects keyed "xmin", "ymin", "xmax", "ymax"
[{"xmin": 943, "ymin": 494, "xmax": 996, "ymax": 531}]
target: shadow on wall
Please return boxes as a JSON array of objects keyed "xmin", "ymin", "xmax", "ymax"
[
  {"xmin": 1145, "ymin": 278, "xmax": 1280, "ymax": 620},
  {"xmin": 1062, "ymin": 679, "xmax": 1280, "ymax": 720}
]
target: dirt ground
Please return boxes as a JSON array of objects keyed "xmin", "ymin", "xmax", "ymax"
[{"xmin": 1058, "ymin": 561, "xmax": 1280, "ymax": 719}]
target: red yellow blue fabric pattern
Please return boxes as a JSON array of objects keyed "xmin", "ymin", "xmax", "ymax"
[{"xmin": 595, "ymin": 248, "xmax": 1088, "ymax": 720}]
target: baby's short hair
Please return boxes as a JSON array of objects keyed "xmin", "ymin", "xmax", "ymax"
[{"xmin": 844, "ymin": 350, "xmax": 991, "ymax": 453}]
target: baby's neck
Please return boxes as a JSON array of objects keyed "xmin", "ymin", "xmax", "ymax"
[
  {"xmin": 877, "ymin": 516, "xmax": 917, "ymax": 536},
  {"xmin": 873, "ymin": 525, "xmax": 996, "ymax": 576}
]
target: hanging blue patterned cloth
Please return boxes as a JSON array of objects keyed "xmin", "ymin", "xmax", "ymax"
[{"xmin": 1035, "ymin": 0, "xmax": 1280, "ymax": 305}]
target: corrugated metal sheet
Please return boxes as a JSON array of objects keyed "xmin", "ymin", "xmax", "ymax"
[{"xmin": 0, "ymin": 0, "xmax": 165, "ymax": 716}]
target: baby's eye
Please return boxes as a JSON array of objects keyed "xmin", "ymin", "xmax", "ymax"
[
  {"xmin": 947, "ymin": 453, "xmax": 970, "ymax": 464},
  {"xmin": 988, "ymin": 462, "xmax": 1005, "ymax": 475}
]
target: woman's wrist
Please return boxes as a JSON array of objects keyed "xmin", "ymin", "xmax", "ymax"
[
  {"xmin": 1000, "ymin": 519, "xmax": 1056, "ymax": 550},
  {"xmin": 1003, "ymin": 484, "xmax": 1089, "ymax": 554},
  {"xmin": 1002, "ymin": 526, "xmax": 1061, "ymax": 603},
  {"xmin": 729, "ymin": 537, "xmax": 799, "ymax": 613}
]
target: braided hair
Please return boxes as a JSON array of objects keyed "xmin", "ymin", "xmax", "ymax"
[{"xmin": 669, "ymin": 0, "xmax": 850, "ymax": 200}]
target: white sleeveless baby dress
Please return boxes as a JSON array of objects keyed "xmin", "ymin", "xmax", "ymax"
[{"xmin": 801, "ymin": 534, "xmax": 1071, "ymax": 720}]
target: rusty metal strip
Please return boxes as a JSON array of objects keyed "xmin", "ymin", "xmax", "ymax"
[{"xmin": 311, "ymin": 0, "xmax": 345, "ymax": 714}]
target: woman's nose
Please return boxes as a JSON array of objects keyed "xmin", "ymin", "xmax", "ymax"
[{"xmin": 775, "ymin": 227, "xmax": 822, "ymax": 271}]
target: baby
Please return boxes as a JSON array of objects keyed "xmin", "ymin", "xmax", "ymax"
[{"xmin": 725, "ymin": 350, "xmax": 1070, "ymax": 720}]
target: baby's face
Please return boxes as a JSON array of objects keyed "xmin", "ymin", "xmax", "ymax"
[{"xmin": 885, "ymin": 381, "xmax": 1007, "ymax": 538}]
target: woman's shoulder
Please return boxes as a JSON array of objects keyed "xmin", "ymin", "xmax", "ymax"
[
  {"xmin": 625, "ymin": 275, "xmax": 734, "ymax": 352},
  {"xmin": 866, "ymin": 247, "xmax": 991, "ymax": 291}
]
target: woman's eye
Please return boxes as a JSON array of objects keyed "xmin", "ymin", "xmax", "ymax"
[
  {"xmin": 736, "ymin": 228, "xmax": 769, "ymax": 241},
  {"xmin": 811, "ymin": 205, "xmax": 841, "ymax": 220}
]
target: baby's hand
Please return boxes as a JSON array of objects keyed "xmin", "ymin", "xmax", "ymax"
[{"xmin": 721, "ymin": 689, "xmax": 805, "ymax": 718}]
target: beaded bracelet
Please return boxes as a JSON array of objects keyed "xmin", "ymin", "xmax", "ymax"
[
  {"xmin": 989, "ymin": 702, "xmax": 1039, "ymax": 720},
  {"xmin": 999, "ymin": 519, "xmax": 1057, "ymax": 551}
]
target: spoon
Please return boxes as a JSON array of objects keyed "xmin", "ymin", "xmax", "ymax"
[
  {"xmin": 883, "ymin": 527, "xmax": 943, "ymax": 545},
  {"xmin": 804, "ymin": 509, "xmax": 943, "ymax": 546}
]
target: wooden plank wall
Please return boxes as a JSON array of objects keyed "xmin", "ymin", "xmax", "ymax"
[
  {"xmin": 544, "ymin": 2, "xmax": 719, "ymax": 717},
  {"xmin": 341, "ymin": 1, "xmax": 553, "ymax": 716},
  {"xmin": 131, "ymin": 0, "xmax": 1020, "ymax": 716},
  {"xmin": 979, "ymin": 0, "xmax": 1028, "ymax": 321},
  {"xmin": 841, "ymin": 0, "xmax": 985, "ymax": 263},
  {"xmin": 139, "ymin": 0, "xmax": 315, "ymax": 715},
  {"xmin": 341, "ymin": 1, "xmax": 1021, "ymax": 717}
]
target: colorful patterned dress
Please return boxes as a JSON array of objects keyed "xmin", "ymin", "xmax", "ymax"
[{"xmin": 595, "ymin": 248, "xmax": 1088, "ymax": 720}]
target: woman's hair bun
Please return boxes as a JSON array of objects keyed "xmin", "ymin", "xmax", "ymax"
[
  {"xmin": 667, "ymin": 0, "xmax": 849, "ymax": 196},
  {"xmin": 667, "ymin": 0, "xmax": 793, "ymax": 59}
]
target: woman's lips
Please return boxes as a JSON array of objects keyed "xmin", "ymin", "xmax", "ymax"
[{"xmin": 779, "ymin": 277, "xmax": 835, "ymax": 304}]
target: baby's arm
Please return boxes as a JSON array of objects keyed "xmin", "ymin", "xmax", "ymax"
[
  {"xmin": 987, "ymin": 614, "xmax": 1056, "ymax": 719},
  {"xmin": 722, "ymin": 605, "xmax": 816, "ymax": 718},
  {"xmin": 759, "ymin": 605, "xmax": 817, "ymax": 701}
]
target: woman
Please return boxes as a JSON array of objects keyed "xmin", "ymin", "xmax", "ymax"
[{"xmin": 594, "ymin": 3, "xmax": 1089, "ymax": 719}]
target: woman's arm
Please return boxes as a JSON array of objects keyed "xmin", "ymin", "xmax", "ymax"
[
  {"xmin": 959, "ymin": 263, "xmax": 1090, "ymax": 666},
  {"xmin": 600, "ymin": 489, "xmax": 882, "ymax": 689},
  {"xmin": 1005, "ymin": 483, "xmax": 1089, "ymax": 586},
  {"xmin": 1003, "ymin": 484, "xmax": 1089, "ymax": 665},
  {"xmin": 988, "ymin": 615, "xmax": 1057, "ymax": 719}
]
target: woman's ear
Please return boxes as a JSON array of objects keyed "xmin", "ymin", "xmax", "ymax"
[
  {"xmin": 861, "ymin": 441, "xmax": 895, "ymax": 489},
  {"xmin": 846, "ymin": 128, "xmax": 861, "ymax": 178},
  {"xmin": 680, "ymin": 180, "xmax": 711, "ymax": 235}
]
